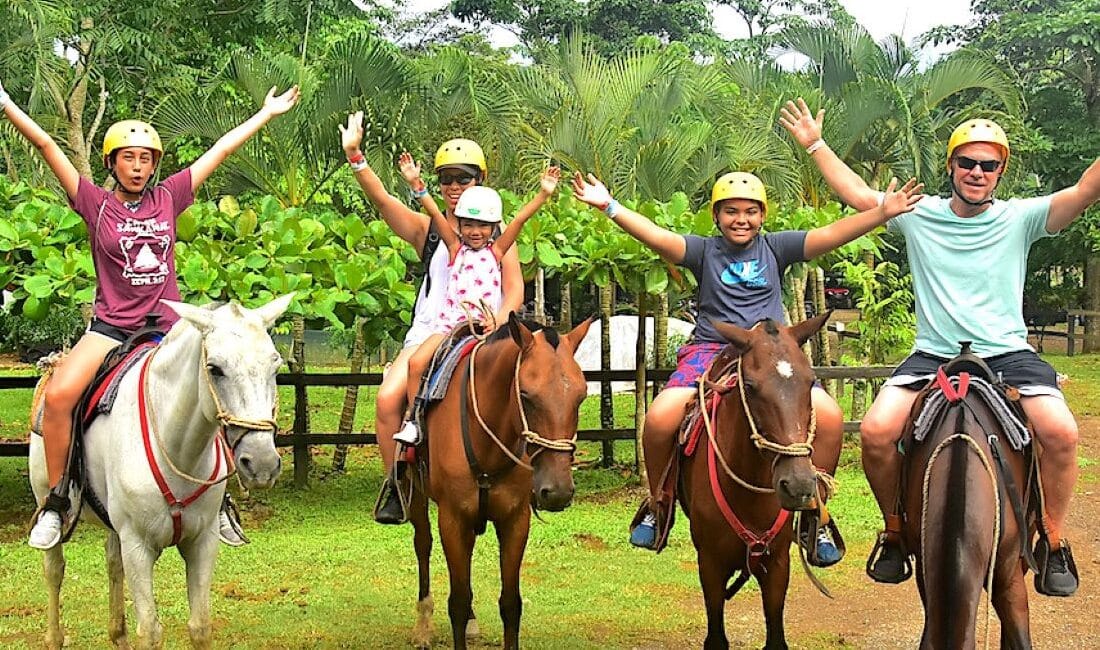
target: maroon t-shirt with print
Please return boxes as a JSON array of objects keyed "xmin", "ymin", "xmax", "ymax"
[{"xmin": 69, "ymin": 170, "xmax": 194, "ymax": 330}]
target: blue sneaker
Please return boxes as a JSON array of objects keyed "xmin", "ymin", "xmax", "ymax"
[
  {"xmin": 813, "ymin": 526, "xmax": 842, "ymax": 567},
  {"xmin": 630, "ymin": 512, "xmax": 658, "ymax": 549}
]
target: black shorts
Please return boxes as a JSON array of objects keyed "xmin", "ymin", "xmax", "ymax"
[
  {"xmin": 87, "ymin": 319, "xmax": 137, "ymax": 344},
  {"xmin": 887, "ymin": 349, "xmax": 1061, "ymax": 397}
]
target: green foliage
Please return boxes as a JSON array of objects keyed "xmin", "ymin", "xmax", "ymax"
[
  {"xmin": 0, "ymin": 303, "xmax": 84, "ymax": 359},
  {"xmin": 835, "ymin": 258, "xmax": 915, "ymax": 363}
]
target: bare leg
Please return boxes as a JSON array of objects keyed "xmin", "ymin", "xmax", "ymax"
[
  {"xmin": 106, "ymin": 532, "xmax": 130, "ymax": 648},
  {"xmin": 641, "ymin": 387, "xmax": 694, "ymax": 497},
  {"xmin": 178, "ymin": 528, "xmax": 220, "ymax": 650},
  {"xmin": 1022, "ymin": 395, "xmax": 1078, "ymax": 536},
  {"xmin": 859, "ymin": 386, "xmax": 919, "ymax": 518},
  {"xmin": 375, "ymin": 345, "xmax": 418, "ymax": 471},
  {"xmin": 810, "ymin": 387, "xmax": 843, "ymax": 475}
]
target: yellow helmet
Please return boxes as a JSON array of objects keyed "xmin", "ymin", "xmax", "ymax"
[
  {"xmin": 102, "ymin": 120, "xmax": 163, "ymax": 167},
  {"xmin": 946, "ymin": 119, "xmax": 1009, "ymax": 171},
  {"xmin": 434, "ymin": 138, "xmax": 487, "ymax": 175},
  {"xmin": 711, "ymin": 172, "xmax": 767, "ymax": 213}
]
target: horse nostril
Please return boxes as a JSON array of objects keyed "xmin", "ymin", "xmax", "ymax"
[
  {"xmin": 778, "ymin": 479, "xmax": 790, "ymax": 495},
  {"xmin": 239, "ymin": 455, "xmax": 253, "ymax": 474},
  {"xmin": 539, "ymin": 487, "xmax": 551, "ymax": 503},
  {"xmin": 275, "ymin": 456, "xmax": 282, "ymax": 473}
]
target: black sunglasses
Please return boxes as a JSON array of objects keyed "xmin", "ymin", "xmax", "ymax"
[
  {"xmin": 954, "ymin": 156, "xmax": 1002, "ymax": 173},
  {"xmin": 438, "ymin": 172, "xmax": 477, "ymax": 186}
]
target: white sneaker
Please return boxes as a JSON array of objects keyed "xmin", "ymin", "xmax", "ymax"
[
  {"xmin": 394, "ymin": 421, "xmax": 421, "ymax": 445},
  {"xmin": 218, "ymin": 508, "xmax": 248, "ymax": 547},
  {"xmin": 28, "ymin": 510, "xmax": 62, "ymax": 550}
]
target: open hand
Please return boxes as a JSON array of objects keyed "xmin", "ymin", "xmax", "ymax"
[
  {"xmin": 881, "ymin": 177, "xmax": 925, "ymax": 219},
  {"xmin": 540, "ymin": 166, "xmax": 561, "ymax": 195},
  {"xmin": 338, "ymin": 111, "xmax": 364, "ymax": 155},
  {"xmin": 398, "ymin": 152, "xmax": 422, "ymax": 184},
  {"xmin": 571, "ymin": 172, "xmax": 612, "ymax": 210},
  {"xmin": 262, "ymin": 85, "xmax": 300, "ymax": 117},
  {"xmin": 778, "ymin": 98, "xmax": 824, "ymax": 149}
]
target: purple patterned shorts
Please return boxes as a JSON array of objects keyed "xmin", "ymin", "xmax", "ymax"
[{"xmin": 665, "ymin": 342, "xmax": 727, "ymax": 388}]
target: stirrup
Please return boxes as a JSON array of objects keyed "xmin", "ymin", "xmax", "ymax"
[
  {"xmin": 865, "ymin": 530, "xmax": 912, "ymax": 584},
  {"xmin": 1034, "ymin": 536, "xmax": 1079, "ymax": 597},
  {"xmin": 218, "ymin": 493, "xmax": 250, "ymax": 546},
  {"xmin": 798, "ymin": 510, "xmax": 846, "ymax": 568},
  {"xmin": 374, "ymin": 463, "xmax": 412, "ymax": 525}
]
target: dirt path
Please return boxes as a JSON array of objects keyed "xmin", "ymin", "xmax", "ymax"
[{"xmin": 656, "ymin": 417, "xmax": 1100, "ymax": 649}]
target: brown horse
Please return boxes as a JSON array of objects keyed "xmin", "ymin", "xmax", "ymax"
[
  {"xmin": 898, "ymin": 349, "xmax": 1037, "ymax": 649},
  {"xmin": 678, "ymin": 313, "xmax": 831, "ymax": 650},
  {"xmin": 405, "ymin": 313, "xmax": 592, "ymax": 649}
]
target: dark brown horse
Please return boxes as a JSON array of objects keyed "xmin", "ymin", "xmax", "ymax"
[
  {"xmin": 679, "ymin": 313, "xmax": 831, "ymax": 650},
  {"xmin": 899, "ymin": 350, "xmax": 1036, "ymax": 649},
  {"xmin": 406, "ymin": 313, "xmax": 592, "ymax": 649}
]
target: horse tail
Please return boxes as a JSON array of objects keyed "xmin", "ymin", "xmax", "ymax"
[{"xmin": 919, "ymin": 404, "xmax": 999, "ymax": 649}]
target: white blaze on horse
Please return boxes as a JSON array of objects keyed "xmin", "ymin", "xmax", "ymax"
[{"xmin": 28, "ymin": 294, "xmax": 293, "ymax": 650}]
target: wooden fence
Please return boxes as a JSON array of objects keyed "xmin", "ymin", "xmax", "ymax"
[{"xmin": 0, "ymin": 365, "xmax": 894, "ymax": 485}]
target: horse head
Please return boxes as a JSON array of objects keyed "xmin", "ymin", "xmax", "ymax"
[
  {"xmin": 504, "ymin": 313, "xmax": 593, "ymax": 512},
  {"xmin": 161, "ymin": 293, "xmax": 293, "ymax": 490},
  {"xmin": 712, "ymin": 311, "xmax": 830, "ymax": 511}
]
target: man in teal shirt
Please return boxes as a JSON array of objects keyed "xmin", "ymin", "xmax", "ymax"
[{"xmin": 782, "ymin": 98, "xmax": 1100, "ymax": 596}]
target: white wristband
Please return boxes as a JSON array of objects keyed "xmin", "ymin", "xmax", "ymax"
[
  {"xmin": 349, "ymin": 160, "xmax": 368, "ymax": 172},
  {"xmin": 603, "ymin": 198, "xmax": 620, "ymax": 219},
  {"xmin": 0, "ymin": 90, "xmax": 9, "ymax": 111},
  {"xmin": 806, "ymin": 139, "xmax": 827, "ymax": 155}
]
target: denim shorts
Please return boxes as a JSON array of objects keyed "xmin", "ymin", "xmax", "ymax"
[{"xmin": 887, "ymin": 349, "xmax": 1062, "ymax": 398}]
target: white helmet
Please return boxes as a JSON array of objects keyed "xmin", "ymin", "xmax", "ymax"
[{"xmin": 454, "ymin": 186, "xmax": 502, "ymax": 223}]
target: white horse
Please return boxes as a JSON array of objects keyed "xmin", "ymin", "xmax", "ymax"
[{"xmin": 28, "ymin": 294, "xmax": 293, "ymax": 649}]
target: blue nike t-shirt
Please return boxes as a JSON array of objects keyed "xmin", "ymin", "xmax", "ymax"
[{"xmin": 681, "ymin": 231, "xmax": 807, "ymax": 344}]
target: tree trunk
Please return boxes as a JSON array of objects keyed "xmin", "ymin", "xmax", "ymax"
[
  {"xmin": 65, "ymin": 19, "xmax": 97, "ymax": 180},
  {"xmin": 655, "ymin": 292, "xmax": 668, "ymax": 376},
  {"xmin": 1085, "ymin": 256, "xmax": 1100, "ymax": 353},
  {"xmin": 291, "ymin": 315, "xmax": 310, "ymax": 487},
  {"xmin": 332, "ymin": 318, "xmax": 365, "ymax": 473},
  {"xmin": 599, "ymin": 282, "xmax": 614, "ymax": 467},
  {"xmin": 559, "ymin": 279, "xmax": 572, "ymax": 329},
  {"xmin": 534, "ymin": 268, "xmax": 546, "ymax": 323},
  {"xmin": 635, "ymin": 296, "xmax": 648, "ymax": 479}
]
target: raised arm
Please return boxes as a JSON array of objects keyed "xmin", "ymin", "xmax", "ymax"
[
  {"xmin": 339, "ymin": 113, "xmax": 430, "ymax": 249},
  {"xmin": 803, "ymin": 177, "xmax": 924, "ymax": 258},
  {"xmin": 495, "ymin": 247, "xmax": 524, "ymax": 328},
  {"xmin": 571, "ymin": 172, "xmax": 686, "ymax": 264},
  {"xmin": 493, "ymin": 166, "xmax": 559, "ymax": 259},
  {"xmin": 398, "ymin": 151, "xmax": 448, "ymax": 224},
  {"xmin": 779, "ymin": 98, "xmax": 881, "ymax": 211},
  {"xmin": 189, "ymin": 85, "xmax": 299, "ymax": 192},
  {"xmin": 1046, "ymin": 156, "xmax": 1100, "ymax": 233},
  {"xmin": 0, "ymin": 80, "xmax": 80, "ymax": 199}
]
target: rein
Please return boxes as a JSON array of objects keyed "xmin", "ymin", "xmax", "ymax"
[
  {"xmin": 459, "ymin": 337, "xmax": 577, "ymax": 534},
  {"xmin": 138, "ymin": 340, "xmax": 278, "ymax": 546}
]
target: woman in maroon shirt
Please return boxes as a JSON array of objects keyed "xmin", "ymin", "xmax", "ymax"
[{"xmin": 0, "ymin": 78, "xmax": 299, "ymax": 550}]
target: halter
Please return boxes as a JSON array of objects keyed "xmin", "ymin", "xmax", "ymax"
[
  {"xmin": 138, "ymin": 340, "xmax": 278, "ymax": 545},
  {"xmin": 467, "ymin": 340, "xmax": 578, "ymax": 471}
]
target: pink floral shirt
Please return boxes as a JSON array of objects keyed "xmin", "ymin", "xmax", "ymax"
[{"xmin": 434, "ymin": 243, "xmax": 502, "ymax": 332}]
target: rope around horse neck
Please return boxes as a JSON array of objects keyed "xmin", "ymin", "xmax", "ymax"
[
  {"xmin": 467, "ymin": 340, "xmax": 578, "ymax": 471},
  {"xmin": 143, "ymin": 345, "xmax": 236, "ymax": 486},
  {"xmin": 920, "ymin": 432, "xmax": 1000, "ymax": 650}
]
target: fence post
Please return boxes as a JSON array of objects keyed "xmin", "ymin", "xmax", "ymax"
[
  {"xmin": 291, "ymin": 316, "xmax": 310, "ymax": 488},
  {"xmin": 635, "ymin": 298, "xmax": 648, "ymax": 477},
  {"xmin": 1068, "ymin": 314, "xmax": 1076, "ymax": 357},
  {"xmin": 599, "ymin": 283, "xmax": 615, "ymax": 467}
]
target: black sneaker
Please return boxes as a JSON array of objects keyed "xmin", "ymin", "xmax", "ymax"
[
  {"xmin": 866, "ymin": 535, "xmax": 911, "ymax": 584},
  {"xmin": 1034, "ymin": 537, "xmax": 1078, "ymax": 597}
]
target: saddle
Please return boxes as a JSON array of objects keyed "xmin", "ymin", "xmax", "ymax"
[
  {"xmin": 882, "ymin": 345, "xmax": 1047, "ymax": 581},
  {"xmin": 408, "ymin": 325, "xmax": 482, "ymax": 450},
  {"xmin": 30, "ymin": 324, "xmax": 165, "ymax": 541}
]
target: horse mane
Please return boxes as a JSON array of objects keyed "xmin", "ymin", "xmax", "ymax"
[{"xmin": 484, "ymin": 318, "xmax": 561, "ymax": 348}]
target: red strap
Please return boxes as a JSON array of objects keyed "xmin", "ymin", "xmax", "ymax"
[
  {"xmin": 84, "ymin": 342, "xmax": 158, "ymax": 422},
  {"xmin": 706, "ymin": 432, "xmax": 790, "ymax": 568},
  {"xmin": 138, "ymin": 353, "xmax": 225, "ymax": 546},
  {"xmin": 935, "ymin": 368, "xmax": 970, "ymax": 403}
]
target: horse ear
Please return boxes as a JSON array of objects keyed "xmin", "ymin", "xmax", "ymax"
[
  {"xmin": 160, "ymin": 299, "xmax": 214, "ymax": 332},
  {"xmin": 711, "ymin": 320, "xmax": 753, "ymax": 354},
  {"xmin": 253, "ymin": 293, "xmax": 296, "ymax": 329},
  {"xmin": 789, "ymin": 310, "xmax": 832, "ymax": 347},
  {"xmin": 506, "ymin": 312, "xmax": 534, "ymax": 348},
  {"xmin": 563, "ymin": 316, "xmax": 595, "ymax": 353}
]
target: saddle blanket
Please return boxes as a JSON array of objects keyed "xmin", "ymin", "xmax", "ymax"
[
  {"xmin": 427, "ymin": 335, "xmax": 477, "ymax": 402},
  {"xmin": 913, "ymin": 375, "xmax": 1030, "ymax": 451}
]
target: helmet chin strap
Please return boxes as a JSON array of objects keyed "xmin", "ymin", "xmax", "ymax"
[{"xmin": 109, "ymin": 164, "xmax": 156, "ymax": 201}]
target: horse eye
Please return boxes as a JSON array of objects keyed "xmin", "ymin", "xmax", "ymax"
[{"xmin": 207, "ymin": 364, "xmax": 225, "ymax": 377}]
